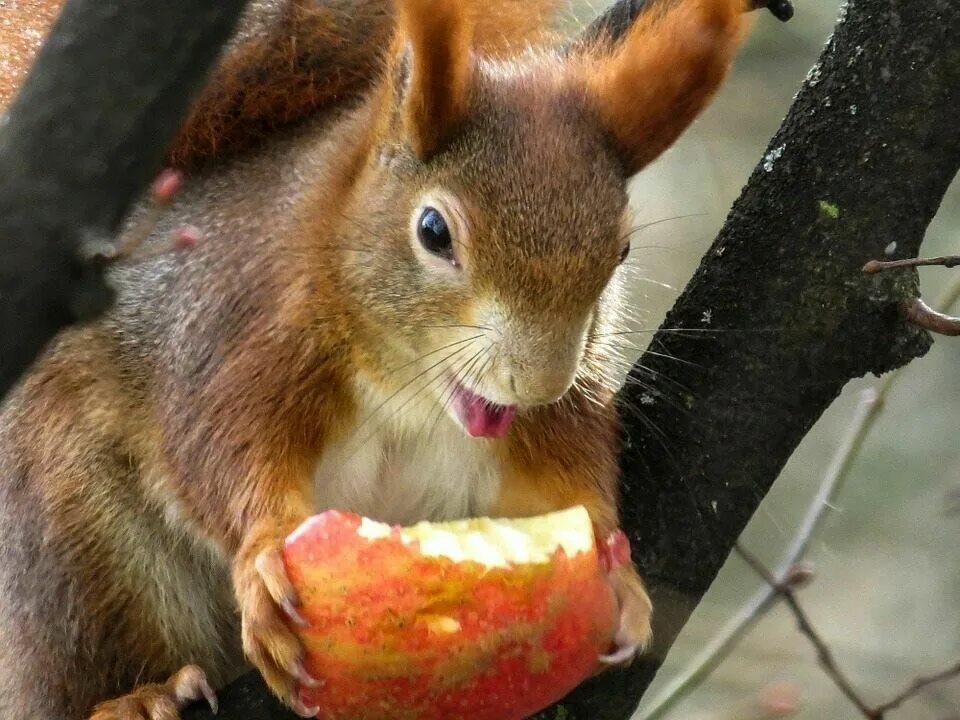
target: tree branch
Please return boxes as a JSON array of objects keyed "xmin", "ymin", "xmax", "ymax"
[
  {"xmin": 0, "ymin": 0, "xmax": 250, "ymax": 395},
  {"xmin": 636, "ymin": 274, "xmax": 960, "ymax": 719},
  {"xmin": 738, "ymin": 544, "xmax": 960, "ymax": 720}
]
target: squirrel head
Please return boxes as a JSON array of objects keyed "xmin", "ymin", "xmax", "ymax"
[{"xmin": 331, "ymin": 0, "xmax": 749, "ymax": 438}]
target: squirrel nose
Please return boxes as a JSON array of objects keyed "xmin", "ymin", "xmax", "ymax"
[{"xmin": 506, "ymin": 367, "xmax": 573, "ymax": 406}]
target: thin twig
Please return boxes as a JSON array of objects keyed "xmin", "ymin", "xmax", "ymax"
[
  {"xmin": 637, "ymin": 275, "xmax": 960, "ymax": 720},
  {"xmin": 637, "ymin": 388, "xmax": 885, "ymax": 720},
  {"xmin": 735, "ymin": 543, "xmax": 877, "ymax": 717},
  {"xmin": 737, "ymin": 544, "xmax": 960, "ymax": 719},
  {"xmin": 900, "ymin": 298, "xmax": 960, "ymax": 336},
  {"xmin": 871, "ymin": 662, "xmax": 960, "ymax": 716},
  {"xmin": 862, "ymin": 255, "xmax": 960, "ymax": 335},
  {"xmin": 863, "ymin": 256, "xmax": 960, "ymax": 273}
]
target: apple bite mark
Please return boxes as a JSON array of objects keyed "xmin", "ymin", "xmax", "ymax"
[{"xmin": 283, "ymin": 506, "xmax": 619, "ymax": 720}]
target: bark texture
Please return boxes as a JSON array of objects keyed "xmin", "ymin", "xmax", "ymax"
[
  {"xmin": 0, "ymin": 0, "xmax": 249, "ymax": 393},
  {"xmin": 186, "ymin": 0, "xmax": 960, "ymax": 717}
]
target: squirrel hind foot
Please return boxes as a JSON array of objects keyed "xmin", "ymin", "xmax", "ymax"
[{"xmin": 88, "ymin": 665, "xmax": 217, "ymax": 720}]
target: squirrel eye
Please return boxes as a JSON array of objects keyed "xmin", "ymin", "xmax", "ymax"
[
  {"xmin": 417, "ymin": 207, "xmax": 456, "ymax": 264},
  {"xmin": 618, "ymin": 242, "xmax": 631, "ymax": 264}
]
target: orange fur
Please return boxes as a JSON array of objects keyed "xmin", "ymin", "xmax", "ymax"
[
  {"xmin": 579, "ymin": 0, "xmax": 751, "ymax": 173},
  {"xmin": 391, "ymin": 0, "xmax": 475, "ymax": 159}
]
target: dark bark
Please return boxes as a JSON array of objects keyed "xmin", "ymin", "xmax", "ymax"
[
  {"xmin": 0, "ymin": 0, "xmax": 249, "ymax": 394},
  {"xmin": 187, "ymin": 0, "xmax": 960, "ymax": 717}
]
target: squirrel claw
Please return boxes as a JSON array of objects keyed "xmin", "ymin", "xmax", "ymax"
[
  {"xmin": 238, "ymin": 536, "xmax": 313, "ymax": 714},
  {"xmin": 88, "ymin": 665, "xmax": 217, "ymax": 719},
  {"xmin": 198, "ymin": 679, "xmax": 218, "ymax": 714},
  {"xmin": 290, "ymin": 698, "xmax": 320, "ymax": 718},
  {"xmin": 281, "ymin": 596, "xmax": 309, "ymax": 628},
  {"xmin": 292, "ymin": 661, "xmax": 323, "ymax": 689},
  {"xmin": 254, "ymin": 547, "xmax": 308, "ymax": 627},
  {"xmin": 170, "ymin": 665, "xmax": 219, "ymax": 714},
  {"xmin": 599, "ymin": 642, "xmax": 639, "ymax": 666}
]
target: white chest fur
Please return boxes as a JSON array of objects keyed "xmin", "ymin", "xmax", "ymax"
[{"xmin": 313, "ymin": 380, "xmax": 503, "ymax": 525}]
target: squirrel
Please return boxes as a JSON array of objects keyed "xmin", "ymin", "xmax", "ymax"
[{"xmin": 0, "ymin": 0, "xmax": 755, "ymax": 717}]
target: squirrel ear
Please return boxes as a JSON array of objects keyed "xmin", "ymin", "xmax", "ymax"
[
  {"xmin": 577, "ymin": 0, "xmax": 751, "ymax": 176},
  {"xmin": 392, "ymin": 0, "xmax": 475, "ymax": 160}
]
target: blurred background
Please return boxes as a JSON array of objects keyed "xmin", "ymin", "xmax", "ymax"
[{"xmin": 563, "ymin": 0, "xmax": 960, "ymax": 717}]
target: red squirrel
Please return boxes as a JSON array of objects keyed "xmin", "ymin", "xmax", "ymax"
[{"xmin": 0, "ymin": 0, "xmax": 754, "ymax": 717}]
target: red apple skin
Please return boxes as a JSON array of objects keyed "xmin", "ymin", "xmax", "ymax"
[{"xmin": 283, "ymin": 510, "xmax": 618, "ymax": 720}]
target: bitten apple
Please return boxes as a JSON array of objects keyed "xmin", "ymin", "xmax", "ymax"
[{"xmin": 283, "ymin": 506, "xmax": 619, "ymax": 720}]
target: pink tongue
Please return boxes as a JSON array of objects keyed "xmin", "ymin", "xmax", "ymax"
[{"xmin": 455, "ymin": 389, "xmax": 518, "ymax": 438}]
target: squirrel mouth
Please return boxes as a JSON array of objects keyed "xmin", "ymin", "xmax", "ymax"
[{"xmin": 450, "ymin": 382, "xmax": 517, "ymax": 439}]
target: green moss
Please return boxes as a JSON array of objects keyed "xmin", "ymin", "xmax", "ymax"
[
  {"xmin": 553, "ymin": 706, "xmax": 570, "ymax": 720},
  {"xmin": 818, "ymin": 200, "xmax": 841, "ymax": 220}
]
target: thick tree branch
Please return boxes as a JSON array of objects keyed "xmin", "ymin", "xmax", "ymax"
[
  {"xmin": 636, "ymin": 276, "xmax": 960, "ymax": 719},
  {"xmin": 0, "ymin": 0, "xmax": 249, "ymax": 395}
]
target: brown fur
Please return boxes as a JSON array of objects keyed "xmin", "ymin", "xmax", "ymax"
[
  {"xmin": 0, "ymin": 0, "xmax": 751, "ymax": 717},
  {"xmin": 576, "ymin": 0, "xmax": 751, "ymax": 172},
  {"xmin": 0, "ymin": 0, "xmax": 559, "ymax": 169},
  {"xmin": 392, "ymin": 0, "xmax": 475, "ymax": 159}
]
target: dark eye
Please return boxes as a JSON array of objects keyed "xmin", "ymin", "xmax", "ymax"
[
  {"xmin": 418, "ymin": 207, "xmax": 455, "ymax": 263},
  {"xmin": 619, "ymin": 242, "xmax": 631, "ymax": 264}
]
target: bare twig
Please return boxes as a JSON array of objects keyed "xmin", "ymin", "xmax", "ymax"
[
  {"xmin": 863, "ymin": 256, "xmax": 960, "ymax": 274},
  {"xmin": 735, "ymin": 543, "xmax": 876, "ymax": 717},
  {"xmin": 872, "ymin": 662, "xmax": 960, "ymax": 717},
  {"xmin": 637, "ymin": 275, "xmax": 960, "ymax": 720},
  {"xmin": 636, "ymin": 387, "xmax": 884, "ymax": 720},
  {"xmin": 108, "ymin": 169, "xmax": 184, "ymax": 261},
  {"xmin": 737, "ymin": 544, "xmax": 960, "ymax": 719},
  {"xmin": 80, "ymin": 169, "xmax": 202, "ymax": 267},
  {"xmin": 862, "ymin": 256, "xmax": 960, "ymax": 335},
  {"xmin": 900, "ymin": 298, "xmax": 960, "ymax": 336}
]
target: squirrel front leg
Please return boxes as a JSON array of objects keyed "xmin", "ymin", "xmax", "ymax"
[
  {"xmin": 158, "ymin": 360, "xmax": 335, "ymax": 716},
  {"xmin": 494, "ymin": 393, "xmax": 652, "ymax": 665},
  {"xmin": 229, "ymin": 470, "xmax": 322, "ymax": 717},
  {"xmin": 87, "ymin": 460, "xmax": 319, "ymax": 719}
]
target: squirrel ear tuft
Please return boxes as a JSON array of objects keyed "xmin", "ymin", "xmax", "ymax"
[
  {"xmin": 576, "ymin": 0, "xmax": 751, "ymax": 176},
  {"xmin": 392, "ymin": 0, "xmax": 475, "ymax": 160}
]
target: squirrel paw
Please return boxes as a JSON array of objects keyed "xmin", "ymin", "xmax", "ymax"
[
  {"xmin": 594, "ymin": 529, "xmax": 652, "ymax": 667},
  {"xmin": 236, "ymin": 542, "xmax": 322, "ymax": 718},
  {"xmin": 89, "ymin": 665, "xmax": 217, "ymax": 719},
  {"xmin": 599, "ymin": 565, "xmax": 652, "ymax": 668}
]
